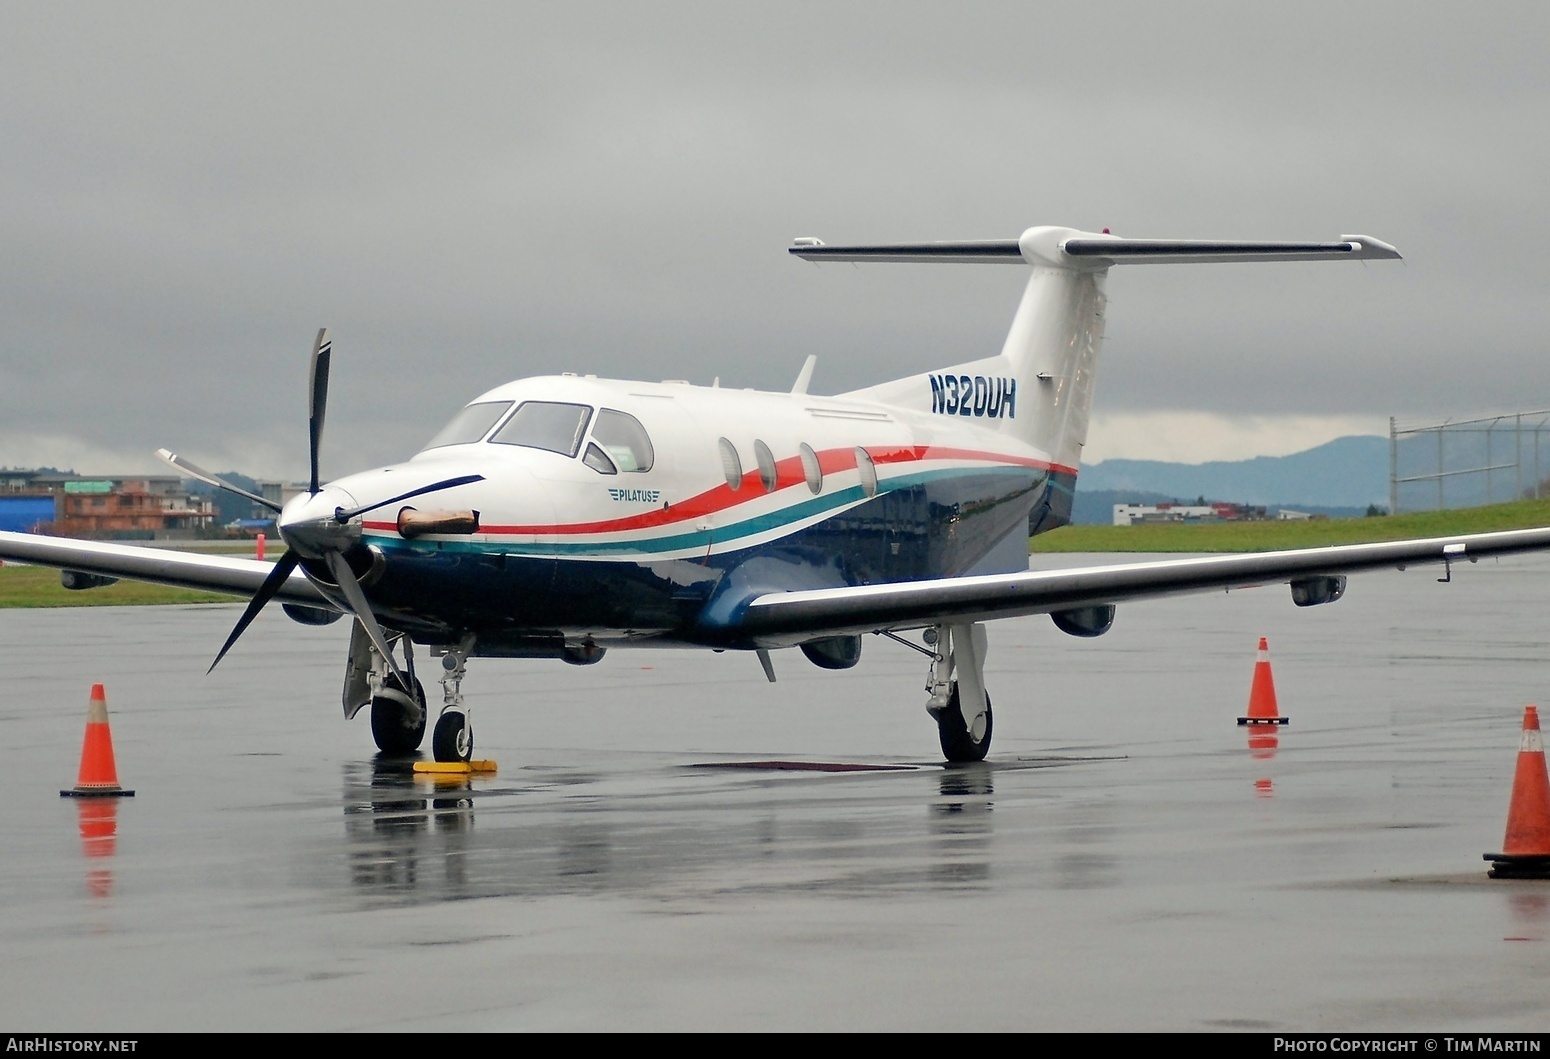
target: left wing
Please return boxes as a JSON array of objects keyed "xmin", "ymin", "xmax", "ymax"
[
  {"xmin": 738, "ymin": 527, "xmax": 1550, "ymax": 641},
  {"xmin": 0, "ymin": 530, "xmax": 332, "ymax": 605}
]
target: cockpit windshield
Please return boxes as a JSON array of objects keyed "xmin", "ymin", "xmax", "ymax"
[
  {"xmin": 422, "ymin": 401, "xmax": 513, "ymax": 450},
  {"xmin": 489, "ymin": 401, "xmax": 593, "ymax": 457}
]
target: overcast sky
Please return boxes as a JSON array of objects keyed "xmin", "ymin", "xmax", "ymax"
[{"xmin": 2, "ymin": 2, "xmax": 1546, "ymax": 478}]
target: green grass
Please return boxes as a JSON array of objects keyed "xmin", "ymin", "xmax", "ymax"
[
  {"xmin": 0, "ymin": 562, "xmax": 245, "ymax": 608},
  {"xmin": 1031, "ymin": 497, "xmax": 1550, "ymax": 552}
]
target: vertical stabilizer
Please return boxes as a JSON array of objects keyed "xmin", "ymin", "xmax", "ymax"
[{"xmin": 792, "ymin": 225, "xmax": 1399, "ymax": 477}]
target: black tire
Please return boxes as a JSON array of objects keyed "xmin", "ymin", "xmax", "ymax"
[
  {"xmin": 936, "ymin": 683, "xmax": 992, "ymax": 763},
  {"xmin": 370, "ymin": 675, "xmax": 427, "ymax": 755},
  {"xmin": 432, "ymin": 709, "xmax": 473, "ymax": 763}
]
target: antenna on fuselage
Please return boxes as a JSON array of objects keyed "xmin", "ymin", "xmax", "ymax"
[{"xmin": 791, "ymin": 354, "xmax": 817, "ymax": 395}]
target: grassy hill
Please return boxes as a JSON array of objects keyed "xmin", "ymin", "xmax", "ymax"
[{"xmin": 1032, "ymin": 497, "xmax": 1550, "ymax": 552}]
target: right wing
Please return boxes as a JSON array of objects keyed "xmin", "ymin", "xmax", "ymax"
[
  {"xmin": 737, "ymin": 526, "xmax": 1550, "ymax": 641},
  {"xmin": 0, "ymin": 530, "xmax": 331, "ymax": 605}
]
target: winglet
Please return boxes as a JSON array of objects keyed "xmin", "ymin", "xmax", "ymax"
[{"xmin": 1338, "ymin": 234, "xmax": 1403, "ymax": 260}]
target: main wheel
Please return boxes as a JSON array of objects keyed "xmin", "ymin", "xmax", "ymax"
[
  {"xmin": 432, "ymin": 709, "xmax": 473, "ymax": 763},
  {"xmin": 936, "ymin": 683, "xmax": 993, "ymax": 763},
  {"xmin": 370, "ymin": 674, "xmax": 427, "ymax": 755}
]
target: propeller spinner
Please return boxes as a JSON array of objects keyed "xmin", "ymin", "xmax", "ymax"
[{"xmin": 159, "ymin": 328, "xmax": 482, "ymax": 677}]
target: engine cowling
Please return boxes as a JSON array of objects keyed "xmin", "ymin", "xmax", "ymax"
[{"xmin": 1050, "ymin": 604, "xmax": 1116, "ymax": 638}]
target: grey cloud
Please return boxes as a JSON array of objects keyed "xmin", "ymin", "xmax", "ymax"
[{"xmin": 1, "ymin": 2, "xmax": 1547, "ymax": 476}]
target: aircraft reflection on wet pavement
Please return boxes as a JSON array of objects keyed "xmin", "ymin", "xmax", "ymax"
[{"xmin": 332, "ymin": 755, "xmax": 1126, "ymax": 904}]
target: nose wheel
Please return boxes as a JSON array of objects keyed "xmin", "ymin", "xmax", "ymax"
[{"xmin": 432, "ymin": 709, "xmax": 473, "ymax": 763}]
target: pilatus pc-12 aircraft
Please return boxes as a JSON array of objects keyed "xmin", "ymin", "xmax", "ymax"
[{"xmin": 7, "ymin": 226, "xmax": 1550, "ymax": 764}]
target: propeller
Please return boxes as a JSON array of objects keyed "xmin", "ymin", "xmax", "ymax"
[
  {"xmin": 157, "ymin": 449, "xmax": 282, "ymax": 514},
  {"xmin": 207, "ymin": 551, "xmax": 299, "ymax": 673},
  {"xmin": 308, "ymin": 328, "xmax": 329, "ymax": 496},
  {"xmin": 160, "ymin": 328, "xmax": 483, "ymax": 676}
]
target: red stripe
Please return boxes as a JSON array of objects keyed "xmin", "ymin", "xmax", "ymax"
[{"xmin": 363, "ymin": 444, "xmax": 1068, "ymax": 537}]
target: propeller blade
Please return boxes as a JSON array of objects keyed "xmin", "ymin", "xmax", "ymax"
[
  {"xmin": 333, "ymin": 475, "xmax": 486, "ymax": 522},
  {"xmin": 208, "ymin": 551, "xmax": 301, "ymax": 673},
  {"xmin": 157, "ymin": 449, "xmax": 283, "ymax": 514},
  {"xmin": 308, "ymin": 328, "xmax": 331, "ymax": 495},
  {"xmin": 324, "ymin": 550, "xmax": 407, "ymax": 687}
]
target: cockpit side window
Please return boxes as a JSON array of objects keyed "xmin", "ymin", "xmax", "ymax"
[
  {"xmin": 421, "ymin": 401, "xmax": 513, "ymax": 450},
  {"xmin": 582, "ymin": 442, "xmax": 617, "ymax": 475},
  {"xmin": 591, "ymin": 409, "xmax": 654, "ymax": 472},
  {"xmin": 489, "ymin": 401, "xmax": 593, "ymax": 457}
]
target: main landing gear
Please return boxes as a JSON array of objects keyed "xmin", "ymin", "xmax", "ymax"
[
  {"xmin": 370, "ymin": 670, "xmax": 427, "ymax": 755},
  {"xmin": 924, "ymin": 623, "xmax": 993, "ymax": 763},
  {"xmin": 348, "ymin": 625, "xmax": 427, "ymax": 756}
]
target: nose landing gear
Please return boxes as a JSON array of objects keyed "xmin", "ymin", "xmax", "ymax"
[{"xmin": 429, "ymin": 636, "xmax": 476, "ymax": 763}]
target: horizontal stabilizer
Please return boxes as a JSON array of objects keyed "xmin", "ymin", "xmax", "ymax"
[
  {"xmin": 789, "ymin": 227, "xmax": 1401, "ymax": 268},
  {"xmin": 1062, "ymin": 234, "xmax": 1401, "ymax": 264},
  {"xmin": 789, "ymin": 239, "xmax": 1024, "ymax": 264}
]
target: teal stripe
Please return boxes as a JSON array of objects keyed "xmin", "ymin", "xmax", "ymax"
[{"xmin": 367, "ymin": 465, "xmax": 1041, "ymax": 559}]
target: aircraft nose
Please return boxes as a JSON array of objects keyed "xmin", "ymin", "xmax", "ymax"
[{"xmin": 278, "ymin": 486, "xmax": 361, "ymax": 558}]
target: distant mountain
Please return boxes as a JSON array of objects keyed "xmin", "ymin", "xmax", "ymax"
[
  {"xmin": 187, "ymin": 471, "xmax": 270, "ymax": 525},
  {"xmin": 1076, "ymin": 435, "xmax": 1388, "ymax": 511}
]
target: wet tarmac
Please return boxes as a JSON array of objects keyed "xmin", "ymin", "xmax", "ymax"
[{"xmin": 5, "ymin": 553, "xmax": 1550, "ymax": 1031}]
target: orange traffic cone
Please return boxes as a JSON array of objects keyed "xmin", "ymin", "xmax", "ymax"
[
  {"xmin": 1485, "ymin": 706, "xmax": 1550, "ymax": 878},
  {"xmin": 1238, "ymin": 637, "xmax": 1288, "ymax": 726},
  {"xmin": 59, "ymin": 684, "xmax": 134, "ymax": 798}
]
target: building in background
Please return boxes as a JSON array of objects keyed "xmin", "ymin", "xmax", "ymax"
[
  {"xmin": 0, "ymin": 474, "xmax": 215, "ymax": 540},
  {"xmin": 1112, "ymin": 501, "xmax": 1269, "ymax": 527},
  {"xmin": 0, "ymin": 469, "xmax": 59, "ymax": 533}
]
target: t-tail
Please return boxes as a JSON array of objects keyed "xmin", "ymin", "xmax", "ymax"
[{"xmin": 790, "ymin": 226, "xmax": 1401, "ymax": 524}]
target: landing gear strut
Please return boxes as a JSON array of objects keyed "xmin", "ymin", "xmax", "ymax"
[
  {"xmin": 430, "ymin": 636, "xmax": 476, "ymax": 763},
  {"xmin": 925, "ymin": 623, "xmax": 993, "ymax": 763},
  {"xmin": 351, "ymin": 626, "xmax": 426, "ymax": 755}
]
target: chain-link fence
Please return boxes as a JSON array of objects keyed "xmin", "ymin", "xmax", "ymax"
[{"xmin": 1390, "ymin": 411, "xmax": 1550, "ymax": 514}]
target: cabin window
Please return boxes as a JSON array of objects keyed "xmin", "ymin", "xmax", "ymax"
[
  {"xmin": 754, "ymin": 440, "xmax": 778, "ymax": 493},
  {"xmin": 422, "ymin": 401, "xmax": 513, "ymax": 450},
  {"xmin": 583, "ymin": 442, "xmax": 617, "ymax": 475},
  {"xmin": 490, "ymin": 401, "xmax": 593, "ymax": 457},
  {"xmin": 718, "ymin": 438, "xmax": 743, "ymax": 490},
  {"xmin": 855, "ymin": 447, "xmax": 878, "ymax": 498},
  {"xmin": 592, "ymin": 409, "xmax": 654, "ymax": 472},
  {"xmin": 799, "ymin": 443, "xmax": 822, "ymax": 494}
]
